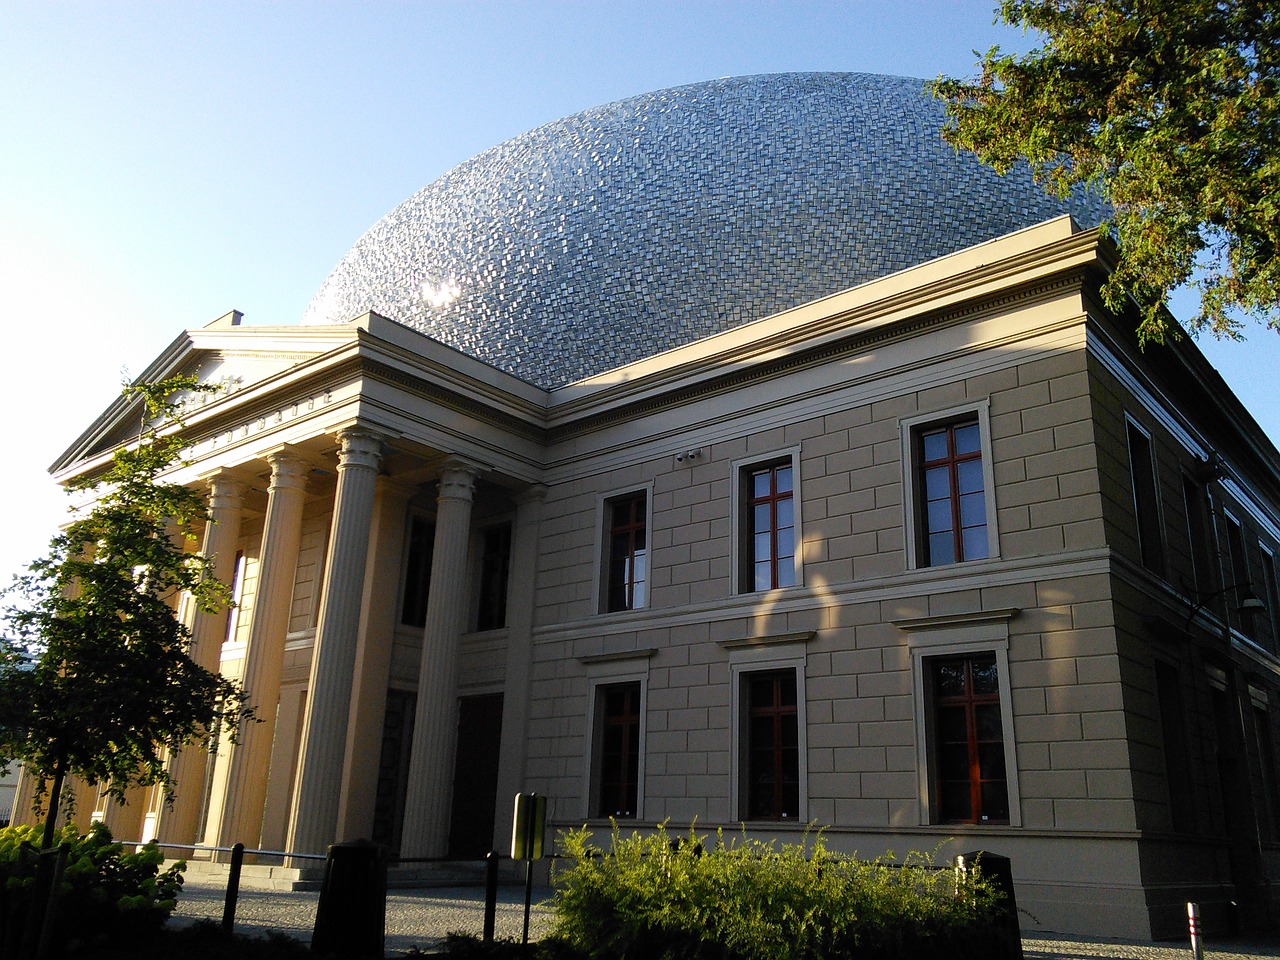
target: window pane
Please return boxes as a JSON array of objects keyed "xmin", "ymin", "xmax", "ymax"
[
  {"xmin": 956, "ymin": 458, "xmax": 983, "ymax": 495},
  {"xmin": 754, "ymin": 531, "xmax": 772, "ymax": 562},
  {"xmin": 754, "ymin": 503, "xmax": 772, "ymax": 534},
  {"xmin": 776, "ymin": 527, "xmax": 794, "ymax": 561},
  {"xmin": 978, "ymin": 742, "xmax": 1006, "ymax": 779},
  {"xmin": 940, "ymin": 783, "xmax": 972, "ymax": 821},
  {"xmin": 980, "ymin": 783, "xmax": 1009, "ymax": 821},
  {"xmin": 975, "ymin": 704, "xmax": 1003, "ymax": 741},
  {"xmin": 935, "ymin": 664, "xmax": 966, "ymax": 698},
  {"xmin": 755, "ymin": 562, "xmax": 772, "ymax": 591},
  {"xmin": 922, "ymin": 429, "xmax": 949, "ymax": 462},
  {"xmin": 954, "ymin": 423, "xmax": 981, "ymax": 455},
  {"xmin": 775, "ymin": 560, "xmax": 796, "ymax": 588},
  {"xmin": 929, "ymin": 532, "xmax": 955, "ymax": 565},
  {"xmin": 775, "ymin": 497, "xmax": 794, "ymax": 528},
  {"xmin": 940, "ymin": 742, "xmax": 969, "ymax": 779},
  {"xmin": 971, "ymin": 660, "xmax": 999, "ymax": 695},
  {"xmin": 753, "ymin": 470, "xmax": 772, "ymax": 498},
  {"xmin": 750, "ymin": 715, "xmax": 777, "ymax": 749},
  {"xmin": 775, "ymin": 465, "xmax": 793, "ymax": 494},
  {"xmin": 927, "ymin": 499, "xmax": 953, "ymax": 534},
  {"xmin": 962, "ymin": 526, "xmax": 988, "ymax": 561},
  {"xmin": 925, "ymin": 465, "xmax": 951, "ymax": 500},
  {"xmin": 959, "ymin": 491, "xmax": 985, "ymax": 527}
]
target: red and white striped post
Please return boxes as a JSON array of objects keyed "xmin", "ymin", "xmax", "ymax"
[{"xmin": 1187, "ymin": 901, "xmax": 1204, "ymax": 960}]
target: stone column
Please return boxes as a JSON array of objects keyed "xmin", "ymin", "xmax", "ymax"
[
  {"xmin": 493, "ymin": 484, "xmax": 546, "ymax": 847},
  {"xmin": 286, "ymin": 429, "xmax": 384, "ymax": 856},
  {"xmin": 8, "ymin": 765, "xmax": 38, "ymax": 828},
  {"xmin": 336, "ymin": 476, "xmax": 416, "ymax": 841},
  {"xmin": 207, "ymin": 449, "xmax": 309, "ymax": 850},
  {"xmin": 157, "ymin": 471, "xmax": 245, "ymax": 847},
  {"xmin": 400, "ymin": 457, "xmax": 480, "ymax": 858}
]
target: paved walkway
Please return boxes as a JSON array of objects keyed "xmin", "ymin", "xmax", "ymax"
[{"xmin": 172, "ymin": 876, "xmax": 1280, "ymax": 958}]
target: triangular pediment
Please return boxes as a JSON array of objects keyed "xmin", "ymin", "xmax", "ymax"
[{"xmin": 51, "ymin": 316, "xmax": 361, "ymax": 477}]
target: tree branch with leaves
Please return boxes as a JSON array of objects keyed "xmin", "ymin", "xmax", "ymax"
[
  {"xmin": 0, "ymin": 376, "xmax": 250, "ymax": 847},
  {"xmin": 932, "ymin": 0, "xmax": 1279, "ymax": 343}
]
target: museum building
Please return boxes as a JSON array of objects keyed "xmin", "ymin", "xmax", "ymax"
[{"xmin": 13, "ymin": 72, "xmax": 1280, "ymax": 939}]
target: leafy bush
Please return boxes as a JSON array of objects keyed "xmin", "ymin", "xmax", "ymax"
[
  {"xmin": 546, "ymin": 823, "xmax": 1010, "ymax": 960},
  {"xmin": 0, "ymin": 821, "xmax": 184, "ymax": 953},
  {"xmin": 92, "ymin": 920, "xmax": 313, "ymax": 960}
]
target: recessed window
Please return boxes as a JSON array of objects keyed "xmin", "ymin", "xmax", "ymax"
[
  {"xmin": 1155, "ymin": 660, "xmax": 1195, "ymax": 833},
  {"xmin": 738, "ymin": 458, "xmax": 798, "ymax": 592},
  {"xmin": 475, "ymin": 522, "xmax": 512, "ymax": 631},
  {"xmin": 1126, "ymin": 421, "xmax": 1164, "ymax": 574},
  {"xmin": 901, "ymin": 404, "xmax": 997, "ymax": 570},
  {"xmin": 1260, "ymin": 547, "xmax": 1280, "ymax": 654},
  {"xmin": 604, "ymin": 493, "xmax": 647, "ymax": 613},
  {"xmin": 929, "ymin": 654, "xmax": 1009, "ymax": 824},
  {"xmin": 1182, "ymin": 475, "xmax": 1213, "ymax": 596},
  {"xmin": 400, "ymin": 515, "xmax": 435, "ymax": 628},
  {"xmin": 917, "ymin": 420, "xmax": 988, "ymax": 566},
  {"xmin": 1225, "ymin": 514, "xmax": 1252, "ymax": 636},
  {"xmin": 743, "ymin": 670, "xmax": 801, "ymax": 820},
  {"xmin": 594, "ymin": 681, "xmax": 642, "ymax": 819},
  {"xmin": 1252, "ymin": 701, "xmax": 1280, "ymax": 840}
]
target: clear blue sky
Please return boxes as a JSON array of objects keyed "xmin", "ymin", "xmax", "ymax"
[{"xmin": 2, "ymin": 1, "xmax": 1276, "ymax": 587}]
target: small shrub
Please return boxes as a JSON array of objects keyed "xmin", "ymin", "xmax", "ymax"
[
  {"xmin": 547, "ymin": 822, "xmax": 1008, "ymax": 960},
  {"xmin": 0, "ymin": 821, "xmax": 184, "ymax": 953},
  {"xmin": 92, "ymin": 920, "xmax": 313, "ymax": 960}
]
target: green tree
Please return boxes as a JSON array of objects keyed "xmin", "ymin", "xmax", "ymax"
[
  {"xmin": 932, "ymin": 0, "xmax": 1279, "ymax": 343},
  {"xmin": 0, "ymin": 376, "xmax": 249, "ymax": 848}
]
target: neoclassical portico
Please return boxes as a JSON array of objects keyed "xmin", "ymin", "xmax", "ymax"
[{"xmin": 174, "ymin": 430, "xmax": 508, "ymax": 856}]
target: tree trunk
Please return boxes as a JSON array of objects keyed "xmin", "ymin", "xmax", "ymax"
[{"xmin": 40, "ymin": 763, "xmax": 65, "ymax": 849}]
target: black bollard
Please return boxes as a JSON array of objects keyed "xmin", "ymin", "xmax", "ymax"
[
  {"xmin": 483, "ymin": 851, "xmax": 499, "ymax": 943},
  {"xmin": 311, "ymin": 840, "xmax": 387, "ymax": 959},
  {"xmin": 958, "ymin": 850, "xmax": 1023, "ymax": 960},
  {"xmin": 222, "ymin": 843, "xmax": 245, "ymax": 934}
]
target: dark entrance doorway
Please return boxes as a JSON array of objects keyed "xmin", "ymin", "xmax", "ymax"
[
  {"xmin": 448, "ymin": 693, "xmax": 505, "ymax": 857},
  {"xmin": 371, "ymin": 688, "xmax": 416, "ymax": 856}
]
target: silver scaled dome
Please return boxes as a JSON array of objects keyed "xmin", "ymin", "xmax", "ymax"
[{"xmin": 304, "ymin": 72, "xmax": 1102, "ymax": 389}]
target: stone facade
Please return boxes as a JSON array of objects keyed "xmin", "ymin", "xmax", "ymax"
[{"xmin": 13, "ymin": 215, "xmax": 1280, "ymax": 940}]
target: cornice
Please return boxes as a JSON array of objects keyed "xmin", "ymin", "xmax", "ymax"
[
  {"xmin": 577, "ymin": 648, "xmax": 659, "ymax": 665},
  {"xmin": 717, "ymin": 631, "xmax": 817, "ymax": 651},
  {"xmin": 361, "ymin": 358, "xmax": 548, "ymax": 443},
  {"xmin": 891, "ymin": 609, "xmax": 1020, "ymax": 633},
  {"xmin": 547, "ymin": 270, "xmax": 1087, "ymax": 443},
  {"xmin": 549, "ymin": 225, "xmax": 1098, "ymax": 409}
]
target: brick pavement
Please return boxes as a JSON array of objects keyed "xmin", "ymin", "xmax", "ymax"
[{"xmin": 171, "ymin": 877, "xmax": 1280, "ymax": 958}]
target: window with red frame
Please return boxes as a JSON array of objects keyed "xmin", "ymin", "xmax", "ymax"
[
  {"xmin": 744, "ymin": 670, "xmax": 800, "ymax": 820},
  {"xmin": 595, "ymin": 681, "xmax": 641, "ymax": 818},
  {"xmin": 742, "ymin": 462, "xmax": 796, "ymax": 591},
  {"xmin": 605, "ymin": 493, "xmax": 647, "ymax": 612},
  {"xmin": 918, "ymin": 421, "xmax": 988, "ymax": 566},
  {"xmin": 931, "ymin": 654, "xmax": 1009, "ymax": 824}
]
